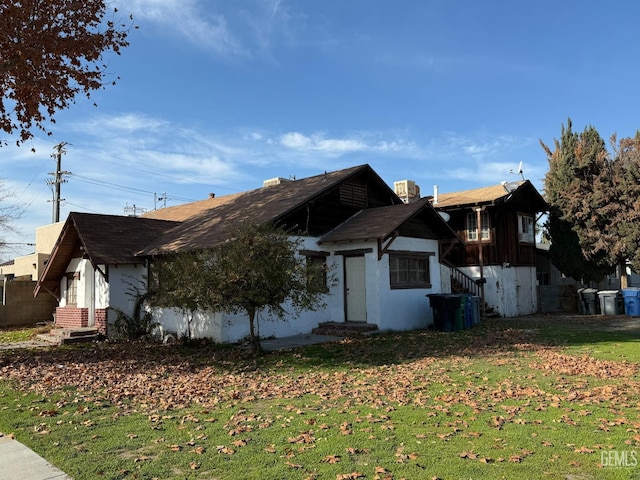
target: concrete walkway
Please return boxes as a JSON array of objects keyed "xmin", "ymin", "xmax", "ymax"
[
  {"xmin": 260, "ymin": 333, "xmax": 344, "ymax": 351},
  {"xmin": 0, "ymin": 436, "xmax": 71, "ymax": 480}
]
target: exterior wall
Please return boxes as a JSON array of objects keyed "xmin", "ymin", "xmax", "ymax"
[
  {"xmin": 458, "ymin": 265, "xmax": 538, "ymax": 317},
  {"xmin": 55, "ymin": 306, "xmax": 88, "ymax": 328},
  {"xmin": 0, "ymin": 223, "xmax": 64, "ymax": 280},
  {"xmin": 58, "ymin": 258, "xmax": 145, "ymax": 336},
  {"xmin": 0, "ymin": 280, "xmax": 56, "ymax": 327},
  {"xmin": 150, "ymin": 235, "xmax": 445, "ymax": 342},
  {"xmin": 377, "ymin": 237, "xmax": 442, "ymax": 331},
  {"xmin": 35, "ymin": 222, "xmax": 64, "ymax": 253},
  {"xmin": 104, "ymin": 264, "xmax": 147, "ymax": 330}
]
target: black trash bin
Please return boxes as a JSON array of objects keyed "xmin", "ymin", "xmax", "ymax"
[{"xmin": 428, "ymin": 294, "xmax": 460, "ymax": 332}]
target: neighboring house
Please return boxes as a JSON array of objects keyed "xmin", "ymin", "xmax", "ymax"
[
  {"xmin": 431, "ymin": 180, "xmax": 548, "ymax": 317},
  {"xmin": 35, "ymin": 164, "xmax": 460, "ymax": 341},
  {"xmin": 35, "ymin": 215, "xmax": 180, "ymax": 333},
  {"xmin": 0, "ymin": 223, "xmax": 63, "ymax": 327}
]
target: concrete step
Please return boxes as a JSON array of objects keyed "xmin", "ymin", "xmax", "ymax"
[
  {"xmin": 36, "ymin": 328, "xmax": 99, "ymax": 345},
  {"xmin": 312, "ymin": 321, "xmax": 379, "ymax": 337}
]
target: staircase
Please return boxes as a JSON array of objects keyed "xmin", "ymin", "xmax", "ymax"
[
  {"xmin": 36, "ymin": 327, "xmax": 99, "ymax": 345},
  {"xmin": 447, "ymin": 262, "xmax": 501, "ymax": 319},
  {"xmin": 312, "ymin": 322, "xmax": 379, "ymax": 337}
]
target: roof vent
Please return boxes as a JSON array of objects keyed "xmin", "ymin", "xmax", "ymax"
[
  {"xmin": 263, "ymin": 177, "xmax": 292, "ymax": 188},
  {"xmin": 394, "ymin": 180, "xmax": 420, "ymax": 203},
  {"xmin": 502, "ymin": 181, "xmax": 520, "ymax": 193}
]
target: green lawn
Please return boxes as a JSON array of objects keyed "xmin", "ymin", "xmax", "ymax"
[
  {"xmin": 0, "ymin": 324, "xmax": 52, "ymax": 343},
  {"xmin": 1, "ymin": 316, "xmax": 640, "ymax": 479}
]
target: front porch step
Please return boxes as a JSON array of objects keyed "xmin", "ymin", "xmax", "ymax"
[
  {"xmin": 36, "ymin": 328, "xmax": 99, "ymax": 345},
  {"xmin": 312, "ymin": 321, "xmax": 379, "ymax": 337}
]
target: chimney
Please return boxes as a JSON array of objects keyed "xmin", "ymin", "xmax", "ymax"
[{"xmin": 433, "ymin": 185, "xmax": 438, "ymax": 205}]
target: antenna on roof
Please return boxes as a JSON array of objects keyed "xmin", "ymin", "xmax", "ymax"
[{"xmin": 510, "ymin": 161, "xmax": 525, "ymax": 180}]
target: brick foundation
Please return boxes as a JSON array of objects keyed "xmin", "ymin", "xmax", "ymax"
[
  {"xmin": 95, "ymin": 309, "xmax": 108, "ymax": 335},
  {"xmin": 55, "ymin": 306, "xmax": 108, "ymax": 335}
]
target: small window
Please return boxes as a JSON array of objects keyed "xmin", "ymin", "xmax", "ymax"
[
  {"xmin": 518, "ymin": 214, "xmax": 535, "ymax": 243},
  {"xmin": 306, "ymin": 254, "xmax": 328, "ymax": 291},
  {"xmin": 389, "ymin": 252, "xmax": 433, "ymax": 289},
  {"xmin": 66, "ymin": 273, "xmax": 79, "ymax": 305},
  {"xmin": 466, "ymin": 211, "xmax": 490, "ymax": 241}
]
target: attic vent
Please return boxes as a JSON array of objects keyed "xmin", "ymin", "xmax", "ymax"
[
  {"xmin": 339, "ymin": 182, "xmax": 368, "ymax": 208},
  {"xmin": 263, "ymin": 177, "xmax": 292, "ymax": 188}
]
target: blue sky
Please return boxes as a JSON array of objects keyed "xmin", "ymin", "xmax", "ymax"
[{"xmin": 3, "ymin": 0, "xmax": 640, "ymax": 258}]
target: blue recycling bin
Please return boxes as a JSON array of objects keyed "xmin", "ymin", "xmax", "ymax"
[
  {"xmin": 461, "ymin": 293, "xmax": 472, "ymax": 329},
  {"xmin": 622, "ymin": 288, "xmax": 640, "ymax": 316},
  {"xmin": 471, "ymin": 296, "xmax": 481, "ymax": 326}
]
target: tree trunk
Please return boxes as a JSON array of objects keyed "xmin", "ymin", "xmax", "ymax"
[
  {"xmin": 248, "ymin": 307, "xmax": 262, "ymax": 353},
  {"xmin": 620, "ymin": 259, "xmax": 629, "ymax": 289}
]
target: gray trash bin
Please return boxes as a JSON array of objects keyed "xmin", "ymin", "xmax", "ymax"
[
  {"xmin": 579, "ymin": 288, "xmax": 599, "ymax": 315},
  {"xmin": 598, "ymin": 290, "xmax": 624, "ymax": 315}
]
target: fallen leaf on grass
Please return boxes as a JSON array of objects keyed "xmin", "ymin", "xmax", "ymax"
[
  {"xmin": 323, "ymin": 455, "xmax": 341, "ymax": 464},
  {"xmin": 286, "ymin": 461, "xmax": 303, "ymax": 469},
  {"xmin": 336, "ymin": 472, "xmax": 365, "ymax": 480},
  {"xmin": 459, "ymin": 451, "xmax": 478, "ymax": 460},
  {"xmin": 574, "ymin": 446, "xmax": 595, "ymax": 454},
  {"xmin": 189, "ymin": 461, "xmax": 200, "ymax": 470}
]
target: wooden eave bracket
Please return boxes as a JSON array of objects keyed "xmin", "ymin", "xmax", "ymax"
[{"xmin": 378, "ymin": 231, "xmax": 399, "ymax": 260}]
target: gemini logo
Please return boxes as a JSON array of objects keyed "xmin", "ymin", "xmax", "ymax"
[{"xmin": 601, "ymin": 450, "xmax": 638, "ymax": 468}]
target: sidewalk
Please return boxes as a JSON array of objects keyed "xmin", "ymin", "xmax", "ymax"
[{"xmin": 0, "ymin": 436, "xmax": 71, "ymax": 480}]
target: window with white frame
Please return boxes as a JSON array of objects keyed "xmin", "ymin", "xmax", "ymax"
[
  {"xmin": 66, "ymin": 272, "xmax": 79, "ymax": 305},
  {"xmin": 518, "ymin": 214, "xmax": 535, "ymax": 243},
  {"xmin": 466, "ymin": 211, "xmax": 490, "ymax": 241}
]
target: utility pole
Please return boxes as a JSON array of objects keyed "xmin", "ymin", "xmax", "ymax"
[{"xmin": 46, "ymin": 142, "xmax": 71, "ymax": 223}]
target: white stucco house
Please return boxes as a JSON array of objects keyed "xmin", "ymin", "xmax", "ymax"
[{"xmin": 36, "ymin": 164, "xmax": 461, "ymax": 342}]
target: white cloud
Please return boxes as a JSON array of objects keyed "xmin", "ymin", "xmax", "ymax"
[
  {"xmin": 125, "ymin": 0, "xmax": 249, "ymax": 57},
  {"xmin": 280, "ymin": 132, "xmax": 368, "ymax": 155}
]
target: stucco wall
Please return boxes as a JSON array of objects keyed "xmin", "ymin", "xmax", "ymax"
[
  {"xmin": 457, "ymin": 264, "xmax": 538, "ymax": 317},
  {"xmin": 150, "ymin": 235, "xmax": 444, "ymax": 343}
]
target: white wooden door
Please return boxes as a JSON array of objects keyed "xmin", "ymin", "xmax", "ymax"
[{"xmin": 345, "ymin": 256, "xmax": 367, "ymax": 322}]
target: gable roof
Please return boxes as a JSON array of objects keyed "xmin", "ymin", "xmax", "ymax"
[
  {"xmin": 139, "ymin": 164, "xmax": 398, "ymax": 255},
  {"xmin": 433, "ymin": 180, "xmax": 547, "ymax": 211},
  {"xmin": 319, "ymin": 197, "xmax": 460, "ymax": 244},
  {"xmin": 35, "ymin": 213, "xmax": 180, "ymax": 296}
]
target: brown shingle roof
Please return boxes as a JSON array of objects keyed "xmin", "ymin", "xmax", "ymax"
[
  {"xmin": 319, "ymin": 197, "xmax": 458, "ymax": 243},
  {"xmin": 433, "ymin": 180, "xmax": 547, "ymax": 213},
  {"xmin": 142, "ymin": 192, "xmax": 244, "ymax": 222},
  {"xmin": 433, "ymin": 182, "xmax": 525, "ymax": 208},
  {"xmin": 139, "ymin": 164, "xmax": 377, "ymax": 255},
  {"xmin": 35, "ymin": 213, "xmax": 180, "ymax": 295}
]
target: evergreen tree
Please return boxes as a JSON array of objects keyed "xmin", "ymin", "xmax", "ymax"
[
  {"xmin": 541, "ymin": 119, "xmax": 615, "ymax": 281},
  {"xmin": 610, "ymin": 133, "xmax": 640, "ymax": 275}
]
